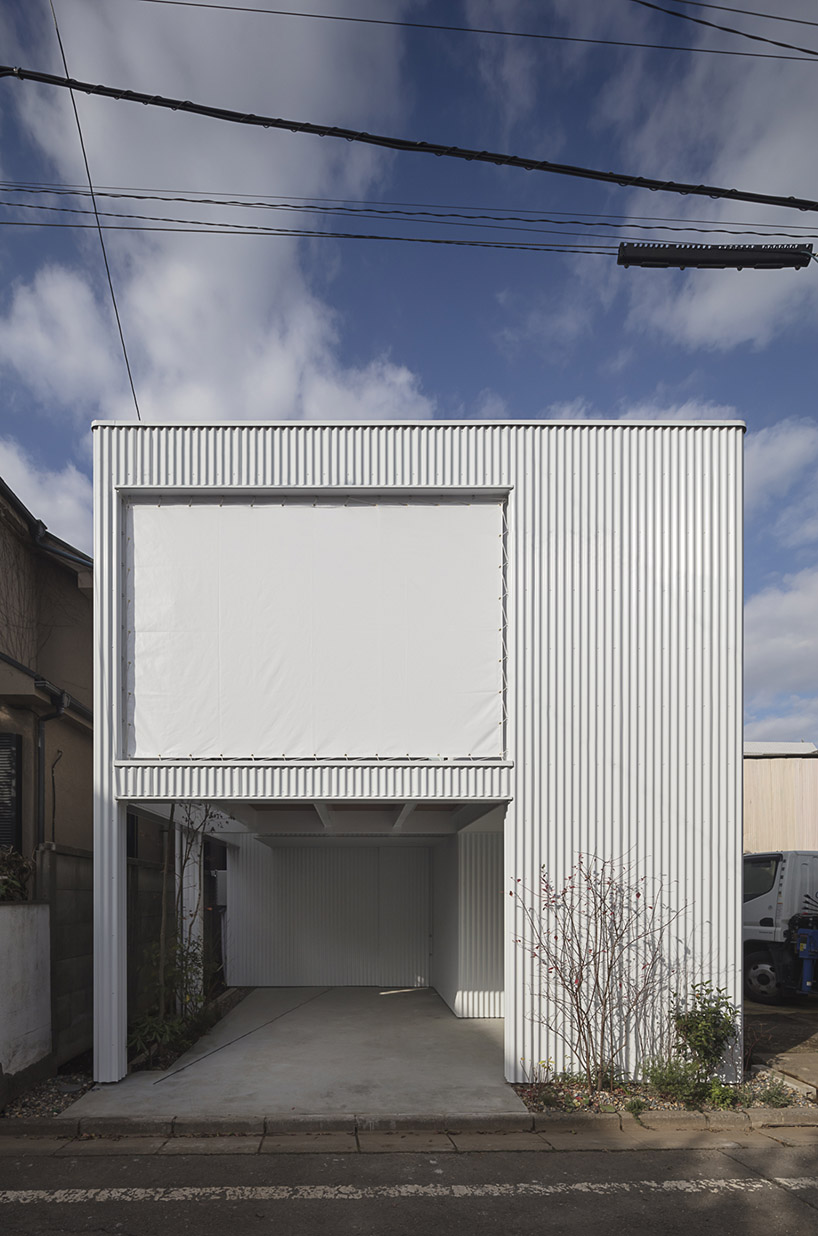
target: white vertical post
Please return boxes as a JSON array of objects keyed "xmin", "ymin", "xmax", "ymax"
[
  {"xmin": 93, "ymin": 425, "xmax": 128, "ymax": 1082},
  {"xmin": 93, "ymin": 798, "xmax": 127, "ymax": 1081}
]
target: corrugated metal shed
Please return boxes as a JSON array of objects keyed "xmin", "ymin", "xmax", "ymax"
[
  {"xmin": 744, "ymin": 747, "xmax": 818, "ymax": 853},
  {"xmin": 93, "ymin": 420, "xmax": 744, "ymax": 1084}
]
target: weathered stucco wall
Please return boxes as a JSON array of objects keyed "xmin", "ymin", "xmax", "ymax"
[{"xmin": 0, "ymin": 903, "xmax": 51, "ymax": 1076}]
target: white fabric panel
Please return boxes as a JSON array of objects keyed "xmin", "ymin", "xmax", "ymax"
[
  {"xmin": 225, "ymin": 839, "xmax": 429, "ymax": 987},
  {"xmin": 126, "ymin": 500, "xmax": 503, "ymax": 758}
]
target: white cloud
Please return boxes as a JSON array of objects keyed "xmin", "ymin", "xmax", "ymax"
[
  {"xmin": 601, "ymin": 0, "xmax": 818, "ymax": 351},
  {"xmin": 541, "ymin": 396, "xmax": 737, "ymax": 423},
  {"xmin": 543, "ymin": 396, "xmax": 595, "ymax": 420},
  {"xmin": 464, "ymin": 1, "xmax": 538, "ymax": 140},
  {"xmin": 744, "ymin": 418, "xmax": 818, "ymax": 521},
  {"xmin": 0, "ymin": 266, "xmax": 125, "ymax": 416},
  {"xmin": 744, "ymin": 704, "xmax": 818, "ymax": 745},
  {"xmin": 745, "ymin": 567, "xmax": 818, "ymax": 716},
  {"xmin": 616, "ymin": 398, "xmax": 737, "ymax": 423},
  {"xmin": 471, "ymin": 389, "xmax": 510, "ymax": 419},
  {"xmin": 0, "ymin": 0, "xmax": 433, "ymax": 428},
  {"xmin": 0, "ymin": 437, "xmax": 92, "ymax": 554}
]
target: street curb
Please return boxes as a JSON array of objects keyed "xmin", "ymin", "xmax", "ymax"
[
  {"xmin": 749, "ymin": 1107, "xmax": 818, "ymax": 1128},
  {"xmin": 638, "ymin": 1111, "xmax": 707, "ymax": 1130},
  {"xmin": 1, "ymin": 1107, "xmax": 817, "ymax": 1139},
  {"xmin": 80, "ymin": 1117, "xmax": 174, "ymax": 1138},
  {"xmin": 765, "ymin": 1070, "xmax": 818, "ymax": 1100},
  {"xmin": 533, "ymin": 1112, "xmax": 620, "ymax": 1134},
  {"xmin": 442, "ymin": 1113, "xmax": 533, "ymax": 1133},
  {"xmin": 265, "ymin": 1115, "xmax": 357, "ymax": 1134},
  {"xmin": 173, "ymin": 1118, "xmax": 265, "ymax": 1137}
]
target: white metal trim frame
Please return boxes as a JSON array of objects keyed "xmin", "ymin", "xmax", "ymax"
[
  {"xmin": 93, "ymin": 427, "xmax": 128, "ymax": 1082},
  {"xmin": 114, "ymin": 761, "xmax": 513, "ymax": 802},
  {"xmin": 94, "ymin": 421, "xmax": 743, "ymax": 1084},
  {"xmin": 122, "ymin": 494, "xmax": 507, "ymax": 762}
]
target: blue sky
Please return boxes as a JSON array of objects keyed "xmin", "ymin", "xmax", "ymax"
[{"xmin": 1, "ymin": 0, "xmax": 817, "ymax": 740}]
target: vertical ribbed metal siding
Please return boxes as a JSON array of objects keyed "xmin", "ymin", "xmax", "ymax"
[
  {"xmin": 225, "ymin": 841, "xmax": 429, "ymax": 987},
  {"xmin": 504, "ymin": 425, "xmax": 743, "ymax": 1080},
  {"xmin": 97, "ymin": 421, "xmax": 743, "ymax": 1083},
  {"xmin": 458, "ymin": 832, "xmax": 504, "ymax": 1018},
  {"xmin": 430, "ymin": 838, "xmax": 459, "ymax": 1012},
  {"xmin": 93, "ymin": 426, "xmax": 128, "ymax": 1082}
]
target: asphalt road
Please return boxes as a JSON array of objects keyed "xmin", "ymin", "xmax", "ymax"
[{"xmin": 2, "ymin": 1145, "xmax": 818, "ymax": 1235}]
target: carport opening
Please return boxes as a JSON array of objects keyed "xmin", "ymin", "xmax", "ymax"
[{"xmin": 212, "ymin": 800, "xmax": 506, "ymax": 1022}]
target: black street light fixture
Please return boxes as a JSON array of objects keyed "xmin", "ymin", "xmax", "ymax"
[{"xmin": 618, "ymin": 242, "xmax": 814, "ymax": 270}]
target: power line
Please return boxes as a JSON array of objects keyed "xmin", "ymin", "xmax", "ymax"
[
  {"xmin": 628, "ymin": 0, "xmax": 818, "ymax": 57},
  {"xmin": 0, "ymin": 218, "xmax": 618, "ymax": 254},
  {"xmin": 2, "ymin": 176, "xmax": 816, "ymax": 231},
  {"xmin": 668, "ymin": 1, "xmax": 818, "ymax": 30},
  {"xmin": 46, "ymin": 2, "xmax": 141, "ymax": 421},
  {"xmin": 4, "ymin": 65, "xmax": 818, "ymax": 213},
  {"xmin": 4, "ymin": 190, "xmax": 816, "ymax": 241},
  {"xmin": 4, "ymin": 178, "xmax": 817, "ymax": 229},
  {"xmin": 113, "ymin": 0, "xmax": 814, "ymax": 62}
]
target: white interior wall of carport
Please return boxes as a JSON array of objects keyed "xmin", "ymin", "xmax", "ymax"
[
  {"xmin": 225, "ymin": 838, "xmax": 430, "ymax": 987},
  {"xmin": 430, "ymin": 821, "xmax": 504, "ymax": 1017}
]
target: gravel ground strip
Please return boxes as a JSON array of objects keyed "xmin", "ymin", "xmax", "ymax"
[
  {"xmin": 513, "ymin": 1069, "xmax": 816, "ymax": 1114},
  {"xmin": 1, "ymin": 1073, "xmax": 94, "ymax": 1121}
]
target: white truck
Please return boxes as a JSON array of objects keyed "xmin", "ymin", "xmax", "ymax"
[{"xmin": 743, "ymin": 851, "xmax": 818, "ymax": 1003}]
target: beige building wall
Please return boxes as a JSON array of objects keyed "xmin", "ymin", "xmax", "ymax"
[
  {"xmin": 744, "ymin": 757, "xmax": 818, "ymax": 853},
  {"xmin": 0, "ymin": 494, "xmax": 93, "ymax": 857}
]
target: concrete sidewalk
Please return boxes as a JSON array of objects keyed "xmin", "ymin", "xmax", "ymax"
[
  {"xmin": 3, "ymin": 1107, "xmax": 818, "ymax": 1154},
  {"xmin": 52, "ymin": 987, "xmax": 525, "ymax": 1124}
]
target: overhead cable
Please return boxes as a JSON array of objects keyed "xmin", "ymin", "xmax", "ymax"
[
  {"xmin": 0, "ymin": 218, "xmax": 617, "ymax": 254},
  {"xmin": 4, "ymin": 191, "xmax": 817, "ymax": 241},
  {"xmin": 4, "ymin": 65, "xmax": 818, "ymax": 213},
  {"xmin": 46, "ymin": 3, "xmax": 141, "ymax": 421},
  {"xmin": 2, "ymin": 177, "xmax": 816, "ymax": 230},
  {"xmin": 114, "ymin": 0, "xmax": 813, "ymax": 61},
  {"xmin": 628, "ymin": 0, "xmax": 818, "ymax": 56},
  {"xmin": 670, "ymin": 1, "xmax": 818, "ymax": 28}
]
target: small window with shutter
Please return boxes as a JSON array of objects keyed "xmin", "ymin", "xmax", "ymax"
[{"xmin": 0, "ymin": 734, "xmax": 22, "ymax": 851}]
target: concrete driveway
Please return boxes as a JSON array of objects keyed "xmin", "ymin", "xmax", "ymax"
[
  {"xmin": 62, "ymin": 987, "xmax": 525, "ymax": 1121},
  {"xmin": 745, "ymin": 996, "xmax": 818, "ymax": 1097}
]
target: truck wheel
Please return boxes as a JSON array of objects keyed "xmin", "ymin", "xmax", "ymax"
[{"xmin": 744, "ymin": 950, "xmax": 782, "ymax": 1005}]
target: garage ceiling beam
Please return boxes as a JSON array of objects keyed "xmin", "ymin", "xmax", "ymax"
[
  {"xmin": 449, "ymin": 802, "xmax": 500, "ymax": 831},
  {"xmin": 313, "ymin": 801, "xmax": 337, "ymax": 833},
  {"xmin": 391, "ymin": 801, "xmax": 418, "ymax": 833}
]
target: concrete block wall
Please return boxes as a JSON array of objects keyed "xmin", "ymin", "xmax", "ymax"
[{"xmin": 38, "ymin": 846, "xmax": 94, "ymax": 1066}]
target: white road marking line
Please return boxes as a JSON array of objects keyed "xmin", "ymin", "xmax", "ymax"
[{"xmin": 1, "ymin": 1178, "xmax": 817, "ymax": 1204}]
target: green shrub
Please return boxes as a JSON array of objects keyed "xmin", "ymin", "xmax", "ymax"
[
  {"xmin": 706, "ymin": 1080, "xmax": 739, "ymax": 1109},
  {"xmin": 0, "ymin": 847, "xmax": 34, "ymax": 903},
  {"xmin": 645, "ymin": 1057, "xmax": 709, "ymax": 1107},
  {"xmin": 624, "ymin": 1097, "xmax": 646, "ymax": 1116},
  {"xmin": 674, "ymin": 983, "xmax": 739, "ymax": 1072},
  {"xmin": 752, "ymin": 1079, "xmax": 794, "ymax": 1109}
]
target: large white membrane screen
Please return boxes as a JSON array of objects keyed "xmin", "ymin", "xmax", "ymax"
[{"xmin": 125, "ymin": 500, "xmax": 504, "ymax": 759}]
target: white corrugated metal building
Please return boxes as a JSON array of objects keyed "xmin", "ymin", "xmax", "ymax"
[{"xmin": 93, "ymin": 420, "xmax": 744, "ymax": 1083}]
